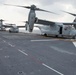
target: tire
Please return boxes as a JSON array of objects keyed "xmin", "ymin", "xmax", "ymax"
[
  {"xmin": 9, "ymin": 30, "xmax": 11, "ymax": 33},
  {"xmin": 44, "ymin": 33, "xmax": 47, "ymax": 37},
  {"xmin": 55, "ymin": 35, "xmax": 58, "ymax": 38}
]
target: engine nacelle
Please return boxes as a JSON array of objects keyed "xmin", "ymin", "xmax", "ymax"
[
  {"xmin": 29, "ymin": 17, "xmax": 39, "ymax": 32},
  {"xmin": 29, "ymin": 23, "xmax": 34, "ymax": 32},
  {"xmin": 27, "ymin": 8, "xmax": 39, "ymax": 32},
  {"xmin": 28, "ymin": 17, "xmax": 36, "ymax": 32}
]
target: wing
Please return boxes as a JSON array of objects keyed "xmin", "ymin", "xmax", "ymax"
[
  {"xmin": 35, "ymin": 19, "xmax": 76, "ymax": 26},
  {"xmin": 63, "ymin": 22, "xmax": 76, "ymax": 25},
  {"xmin": 35, "ymin": 19, "xmax": 55, "ymax": 25},
  {"xmin": 17, "ymin": 26, "xmax": 25, "ymax": 28},
  {"xmin": 3, "ymin": 25, "xmax": 12, "ymax": 28},
  {"xmin": 3, "ymin": 25, "xmax": 25, "ymax": 28}
]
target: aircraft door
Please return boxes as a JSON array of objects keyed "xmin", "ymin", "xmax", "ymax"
[
  {"xmin": 63, "ymin": 25, "xmax": 71, "ymax": 35},
  {"xmin": 59, "ymin": 26, "xmax": 63, "ymax": 34}
]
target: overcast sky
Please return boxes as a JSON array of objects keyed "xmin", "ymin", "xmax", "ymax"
[{"xmin": 0, "ymin": 0, "xmax": 76, "ymax": 25}]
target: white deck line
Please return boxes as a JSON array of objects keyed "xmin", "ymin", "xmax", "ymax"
[
  {"xmin": 31, "ymin": 39, "xmax": 57, "ymax": 42},
  {"xmin": 42, "ymin": 63, "xmax": 64, "ymax": 75},
  {"xmin": 73, "ymin": 42, "xmax": 76, "ymax": 47},
  {"xmin": 8, "ymin": 43, "xmax": 15, "ymax": 47},
  {"xmin": 3, "ymin": 40, "xmax": 6, "ymax": 43},
  {"xmin": 18, "ymin": 49, "xmax": 28, "ymax": 56}
]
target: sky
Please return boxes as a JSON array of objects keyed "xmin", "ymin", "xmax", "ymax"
[{"xmin": 0, "ymin": 0, "xmax": 76, "ymax": 25}]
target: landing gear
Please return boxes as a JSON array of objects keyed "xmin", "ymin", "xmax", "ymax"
[
  {"xmin": 9, "ymin": 30, "xmax": 11, "ymax": 33},
  {"xmin": 55, "ymin": 35, "xmax": 58, "ymax": 38},
  {"xmin": 44, "ymin": 33, "xmax": 47, "ymax": 37}
]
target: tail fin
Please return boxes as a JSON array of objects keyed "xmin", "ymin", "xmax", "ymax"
[
  {"xmin": 73, "ymin": 18, "xmax": 76, "ymax": 29},
  {"xmin": 61, "ymin": 10, "xmax": 76, "ymax": 29}
]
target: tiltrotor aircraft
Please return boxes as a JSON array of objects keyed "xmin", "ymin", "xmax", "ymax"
[
  {"xmin": 5, "ymin": 23, "xmax": 25, "ymax": 33},
  {"xmin": 0, "ymin": 19, "xmax": 10, "ymax": 31},
  {"xmin": 0, "ymin": 19, "xmax": 25, "ymax": 32},
  {"xmin": 5, "ymin": 4, "xmax": 76, "ymax": 39}
]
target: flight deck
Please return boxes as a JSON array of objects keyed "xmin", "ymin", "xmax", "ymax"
[{"xmin": 0, "ymin": 31, "xmax": 76, "ymax": 75}]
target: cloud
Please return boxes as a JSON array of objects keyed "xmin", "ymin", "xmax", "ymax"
[
  {"xmin": 0, "ymin": 0, "xmax": 76, "ymax": 25},
  {"xmin": 36, "ymin": 0, "xmax": 76, "ymax": 6},
  {"xmin": 0, "ymin": 0, "xmax": 6, "ymax": 5}
]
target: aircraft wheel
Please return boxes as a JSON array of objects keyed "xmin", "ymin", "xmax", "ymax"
[
  {"xmin": 44, "ymin": 33, "xmax": 47, "ymax": 37},
  {"xmin": 9, "ymin": 30, "xmax": 11, "ymax": 33},
  {"xmin": 55, "ymin": 35, "xmax": 58, "ymax": 38}
]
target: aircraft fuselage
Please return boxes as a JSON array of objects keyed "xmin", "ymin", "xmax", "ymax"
[{"xmin": 38, "ymin": 25, "xmax": 76, "ymax": 38}]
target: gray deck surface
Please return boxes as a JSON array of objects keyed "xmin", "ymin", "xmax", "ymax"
[{"xmin": 0, "ymin": 31, "xmax": 76, "ymax": 75}]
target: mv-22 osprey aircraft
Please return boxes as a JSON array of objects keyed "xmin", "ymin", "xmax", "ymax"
[
  {"xmin": 0, "ymin": 19, "xmax": 9, "ymax": 31},
  {"xmin": 5, "ymin": 4, "xmax": 76, "ymax": 39},
  {"xmin": 0, "ymin": 19, "xmax": 25, "ymax": 32},
  {"xmin": 5, "ymin": 23, "xmax": 25, "ymax": 33}
]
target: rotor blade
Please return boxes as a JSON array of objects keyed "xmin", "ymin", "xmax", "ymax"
[
  {"xmin": 0, "ymin": 19, "xmax": 5, "ymax": 21},
  {"xmin": 63, "ymin": 22, "xmax": 76, "ymax": 25},
  {"xmin": 36, "ymin": 8, "xmax": 58, "ymax": 15},
  {"xmin": 5, "ymin": 23, "xmax": 12, "ymax": 25},
  {"xmin": 5, "ymin": 4, "xmax": 58, "ymax": 15},
  {"xmin": 5, "ymin": 23, "xmax": 15, "ymax": 26},
  {"xmin": 61, "ymin": 10, "xmax": 76, "ymax": 16},
  {"xmin": 4, "ymin": 4, "xmax": 30, "ymax": 9}
]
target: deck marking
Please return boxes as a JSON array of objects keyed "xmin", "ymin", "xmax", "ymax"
[
  {"xmin": 18, "ymin": 49, "xmax": 63, "ymax": 75},
  {"xmin": 8, "ymin": 43, "xmax": 15, "ymax": 47},
  {"xmin": 3, "ymin": 40, "xmax": 6, "ymax": 43},
  {"xmin": 50, "ymin": 46, "xmax": 76, "ymax": 55},
  {"xmin": 31, "ymin": 39, "xmax": 76, "ymax": 42},
  {"xmin": 73, "ymin": 42, "xmax": 76, "ymax": 47},
  {"xmin": 18, "ymin": 49, "xmax": 64, "ymax": 75},
  {"xmin": 5, "ymin": 56, "xmax": 9, "ymax": 58},
  {"xmin": 18, "ymin": 49, "xmax": 28, "ymax": 56},
  {"xmin": 31, "ymin": 39, "xmax": 57, "ymax": 42},
  {"xmin": 42, "ymin": 63, "xmax": 64, "ymax": 75}
]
